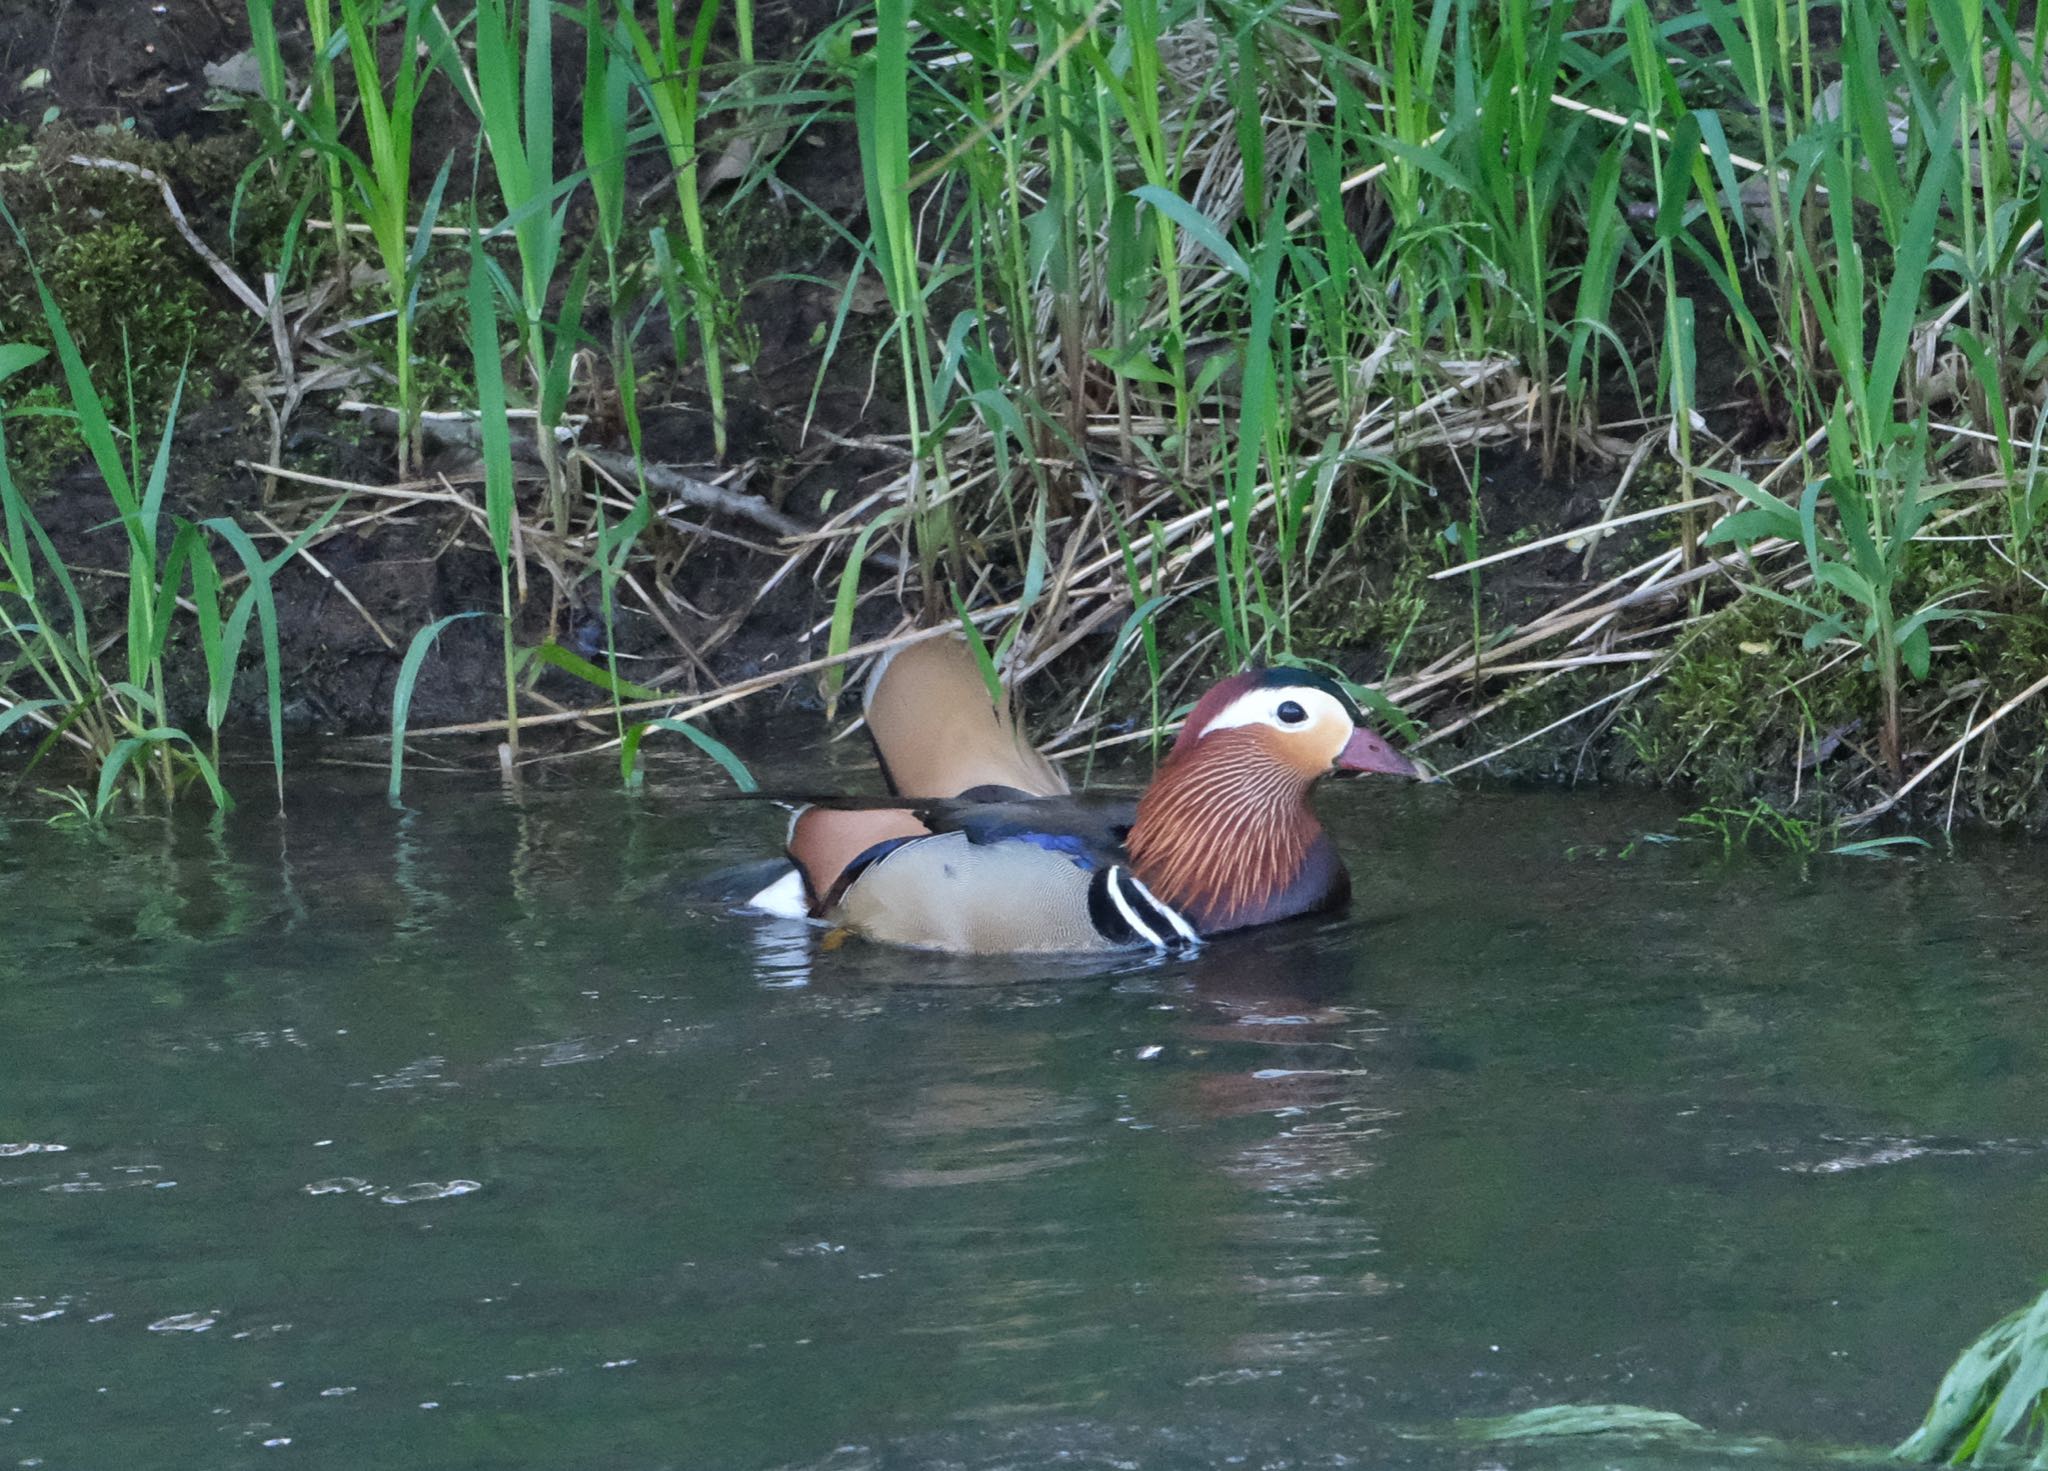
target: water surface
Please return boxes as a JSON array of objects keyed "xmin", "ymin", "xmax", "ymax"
[{"xmin": 3, "ymin": 749, "xmax": 2045, "ymax": 1469}]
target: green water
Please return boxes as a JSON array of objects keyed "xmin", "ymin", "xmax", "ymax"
[{"xmin": 3, "ymin": 750, "xmax": 2046, "ymax": 1470}]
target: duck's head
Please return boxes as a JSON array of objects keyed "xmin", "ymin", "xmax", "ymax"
[
  {"xmin": 1126, "ymin": 668, "xmax": 1424, "ymax": 936},
  {"xmin": 1168, "ymin": 667, "xmax": 1424, "ymax": 782}
]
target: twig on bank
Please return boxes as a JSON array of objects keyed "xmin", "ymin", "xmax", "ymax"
[
  {"xmin": 337, "ymin": 403, "xmax": 812, "ymax": 543},
  {"xmin": 1846, "ymin": 669, "xmax": 2048, "ymax": 826},
  {"xmin": 1430, "ymin": 495, "xmax": 1722, "ymax": 580},
  {"xmin": 574, "ymin": 446, "xmax": 817, "ymax": 542},
  {"xmin": 67, "ymin": 155, "xmax": 270, "ymax": 320},
  {"xmin": 250, "ymin": 510, "xmax": 397, "ymax": 651},
  {"xmin": 306, "ymin": 217, "xmax": 470, "ymax": 239}
]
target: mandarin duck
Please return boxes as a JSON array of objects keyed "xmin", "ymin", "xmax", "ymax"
[{"xmin": 748, "ymin": 636, "xmax": 1424, "ymax": 954}]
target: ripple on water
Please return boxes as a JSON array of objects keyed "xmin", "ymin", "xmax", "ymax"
[
  {"xmin": 42, "ymin": 1164, "xmax": 172, "ymax": 1194},
  {"xmin": 1782, "ymin": 1133, "xmax": 2046, "ymax": 1174},
  {"xmin": 0, "ymin": 1143, "xmax": 67, "ymax": 1157},
  {"xmin": 360, "ymin": 1056, "xmax": 454, "ymax": 1091},
  {"xmin": 379, "ymin": 1180, "xmax": 482, "ymax": 1205},
  {"xmin": 504, "ymin": 1038, "xmax": 616, "ymax": 1068},
  {"xmin": 877, "ymin": 1081, "xmax": 1088, "ymax": 1188},
  {"xmin": 147, "ymin": 1312, "xmax": 218, "ymax": 1333},
  {"xmin": 303, "ymin": 1177, "xmax": 374, "ymax": 1196},
  {"xmin": 302, "ymin": 1177, "xmax": 482, "ymax": 1203},
  {"xmin": 5, "ymin": 1293, "xmax": 76, "ymax": 1323}
]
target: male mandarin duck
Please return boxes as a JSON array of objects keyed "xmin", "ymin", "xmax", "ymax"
[{"xmin": 748, "ymin": 635, "xmax": 1424, "ymax": 954}]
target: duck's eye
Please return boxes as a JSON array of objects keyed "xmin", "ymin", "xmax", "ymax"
[{"xmin": 1277, "ymin": 700, "xmax": 1308, "ymax": 725}]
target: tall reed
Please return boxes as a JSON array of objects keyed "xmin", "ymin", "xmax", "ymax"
[
  {"xmin": 333, "ymin": 0, "xmax": 448, "ymax": 474},
  {"xmin": 436, "ymin": 0, "xmax": 586, "ymax": 538},
  {"xmin": 141, "ymin": 0, "xmax": 2048, "ymax": 815},
  {"xmin": 620, "ymin": 0, "xmax": 731, "ymax": 460}
]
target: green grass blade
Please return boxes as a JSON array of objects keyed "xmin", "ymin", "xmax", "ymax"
[
  {"xmin": 621, "ymin": 716, "xmax": 758, "ymax": 791},
  {"xmin": 387, "ymin": 611, "xmax": 488, "ymax": 802},
  {"xmin": 1867, "ymin": 118, "xmax": 1956, "ymax": 424},
  {"xmin": 532, "ymin": 640, "xmax": 664, "ymax": 702},
  {"xmin": 1131, "ymin": 185, "xmax": 1250, "ymax": 282},
  {"xmin": 821, "ymin": 506, "xmax": 904, "ymax": 717},
  {"xmin": 0, "ymin": 699, "xmax": 61, "ymax": 739},
  {"xmin": 0, "ymin": 344, "xmax": 48, "ymax": 384},
  {"xmin": 93, "ymin": 728, "xmax": 231, "ymax": 818},
  {"xmin": 202, "ymin": 505, "xmax": 345, "ymax": 807}
]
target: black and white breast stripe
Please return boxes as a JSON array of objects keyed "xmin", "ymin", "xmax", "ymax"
[{"xmin": 1087, "ymin": 866, "xmax": 1200, "ymax": 950}]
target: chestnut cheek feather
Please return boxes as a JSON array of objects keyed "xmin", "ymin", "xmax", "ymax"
[{"xmin": 1126, "ymin": 733, "xmax": 1326, "ymax": 930}]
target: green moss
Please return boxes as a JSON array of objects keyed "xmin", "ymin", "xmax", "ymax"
[
  {"xmin": 1293, "ymin": 525, "xmax": 1461, "ymax": 660},
  {"xmin": 0, "ymin": 125, "xmax": 271, "ymax": 489},
  {"xmin": 1587, "ymin": 525, "xmax": 2043, "ymax": 819},
  {"xmin": 47, "ymin": 226, "xmax": 216, "ymax": 394},
  {"xmin": 1618, "ymin": 595, "xmax": 1877, "ymax": 803}
]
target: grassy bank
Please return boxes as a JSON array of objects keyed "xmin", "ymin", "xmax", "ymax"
[{"xmin": 2, "ymin": 0, "xmax": 2046, "ymax": 830}]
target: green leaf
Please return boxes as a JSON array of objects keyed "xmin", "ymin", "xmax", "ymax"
[
  {"xmin": 950, "ymin": 601, "xmax": 1003, "ymax": 705},
  {"xmin": 1814, "ymin": 561, "xmax": 1878, "ymax": 611},
  {"xmin": 1098, "ymin": 593, "xmax": 1177, "ymax": 691},
  {"xmin": 1901, "ymin": 623, "xmax": 1931, "ymax": 680},
  {"xmin": 204, "ymin": 504, "xmax": 348, "ymax": 808},
  {"xmin": 1867, "ymin": 112, "xmax": 1955, "ymax": 420},
  {"xmin": 467, "ymin": 235, "xmax": 516, "ymax": 565},
  {"xmin": 539, "ymin": 243, "xmax": 595, "ymax": 428},
  {"xmin": 388, "ymin": 611, "xmax": 489, "ymax": 802},
  {"xmin": 1131, "ymin": 185, "xmax": 1250, "ymax": 281},
  {"xmin": 0, "ymin": 698, "xmax": 60, "ymax": 739},
  {"xmin": 1830, "ymin": 835, "xmax": 1931, "ymax": 857},
  {"xmin": 533, "ymin": 639, "xmax": 665, "ymax": 702},
  {"xmin": 1089, "ymin": 343, "xmax": 1178, "ymax": 387},
  {"xmin": 1701, "ymin": 507, "xmax": 1791, "ymax": 549},
  {"xmin": 1655, "ymin": 112, "xmax": 1703, "ymax": 240},
  {"xmin": 1696, "ymin": 468, "xmax": 1801, "ymax": 542},
  {"xmin": 0, "ymin": 344, "xmax": 48, "ymax": 386},
  {"xmin": 821, "ymin": 505, "xmax": 904, "ymax": 716},
  {"xmin": 621, "ymin": 716, "xmax": 757, "ymax": 791},
  {"xmin": 93, "ymin": 728, "xmax": 230, "ymax": 818}
]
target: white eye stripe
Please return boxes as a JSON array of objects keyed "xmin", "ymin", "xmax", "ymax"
[{"xmin": 1197, "ymin": 687, "xmax": 1350, "ymax": 737}]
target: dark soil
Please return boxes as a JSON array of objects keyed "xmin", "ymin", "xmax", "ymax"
[{"xmin": 1, "ymin": 0, "xmax": 247, "ymax": 141}]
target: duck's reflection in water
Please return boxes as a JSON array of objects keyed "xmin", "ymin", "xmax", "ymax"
[
  {"xmin": 1162, "ymin": 921, "xmax": 1404, "ymax": 1371},
  {"xmin": 1173, "ymin": 919, "xmax": 1392, "ymax": 1125},
  {"xmin": 825, "ymin": 915, "xmax": 1406, "ymax": 1390}
]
